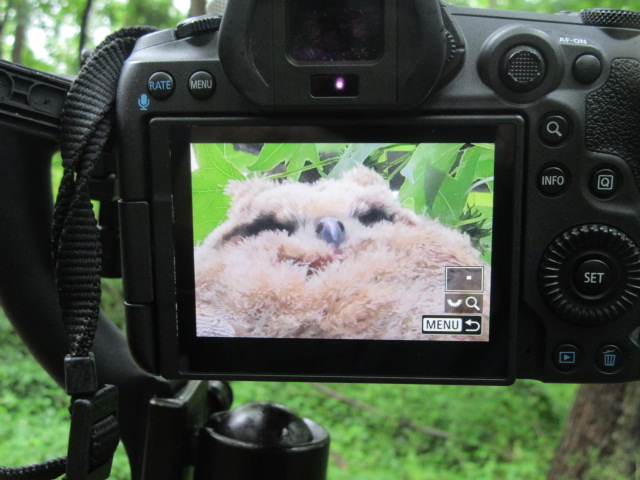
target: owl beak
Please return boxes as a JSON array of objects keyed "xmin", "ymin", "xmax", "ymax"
[{"xmin": 316, "ymin": 217, "xmax": 345, "ymax": 249}]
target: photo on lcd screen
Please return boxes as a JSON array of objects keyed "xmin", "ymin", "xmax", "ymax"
[{"xmin": 191, "ymin": 142, "xmax": 494, "ymax": 342}]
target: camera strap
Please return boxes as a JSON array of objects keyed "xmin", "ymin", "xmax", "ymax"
[
  {"xmin": 0, "ymin": 26, "xmax": 155, "ymax": 480},
  {"xmin": 53, "ymin": 26, "xmax": 157, "ymax": 480}
]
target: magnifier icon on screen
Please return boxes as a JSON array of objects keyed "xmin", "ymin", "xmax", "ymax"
[{"xmin": 466, "ymin": 296, "xmax": 481, "ymax": 312}]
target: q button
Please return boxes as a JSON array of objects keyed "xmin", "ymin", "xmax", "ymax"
[{"xmin": 540, "ymin": 114, "xmax": 571, "ymax": 146}]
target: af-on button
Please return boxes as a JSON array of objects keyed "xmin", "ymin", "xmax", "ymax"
[{"xmin": 573, "ymin": 54, "xmax": 602, "ymax": 84}]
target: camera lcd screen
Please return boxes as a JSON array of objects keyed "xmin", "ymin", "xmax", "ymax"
[
  {"xmin": 154, "ymin": 119, "xmax": 520, "ymax": 381},
  {"xmin": 191, "ymin": 141, "xmax": 494, "ymax": 343},
  {"xmin": 288, "ymin": 0, "xmax": 384, "ymax": 62}
]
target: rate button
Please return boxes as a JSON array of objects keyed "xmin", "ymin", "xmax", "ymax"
[{"xmin": 147, "ymin": 71, "xmax": 175, "ymax": 100}]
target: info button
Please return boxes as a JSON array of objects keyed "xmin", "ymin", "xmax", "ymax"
[{"xmin": 538, "ymin": 165, "xmax": 569, "ymax": 196}]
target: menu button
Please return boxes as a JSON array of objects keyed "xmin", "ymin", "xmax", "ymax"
[{"xmin": 189, "ymin": 71, "xmax": 215, "ymax": 100}]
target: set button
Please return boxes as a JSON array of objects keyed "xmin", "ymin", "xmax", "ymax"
[{"xmin": 573, "ymin": 258, "xmax": 614, "ymax": 298}]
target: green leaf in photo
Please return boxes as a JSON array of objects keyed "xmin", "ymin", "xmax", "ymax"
[
  {"xmin": 191, "ymin": 143, "xmax": 245, "ymax": 244},
  {"xmin": 398, "ymin": 143, "xmax": 462, "ymax": 219},
  {"xmin": 330, "ymin": 143, "xmax": 391, "ymax": 178},
  {"xmin": 249, "ymin": 143, "xmax": 320, "ymax": 181},
  {"xmin": 430, "ymin": 145, "xmax": 482, "ymax": 226}
]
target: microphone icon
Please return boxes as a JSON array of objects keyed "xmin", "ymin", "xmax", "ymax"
[{"xmin": 138, "ymin": 93, "xmax": 150, "ymax": 111}]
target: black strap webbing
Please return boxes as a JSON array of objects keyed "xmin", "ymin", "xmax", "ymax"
[
  {"xmin": 1, "ymin": 25, "xmax": 156, "ymax": 480},
  {"xmin": 53, "ymin": 26, "xmax": 157, "ymax": 358},
  {"xmin": 0, "ymin": 459, "xmax": 66, "ymax": 480}
]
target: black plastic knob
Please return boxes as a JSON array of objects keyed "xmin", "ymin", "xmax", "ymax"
[
  {"xmin": 199, "ymin": 402, "xmax": 330, "ymax": 480},
  {"xmin": 539, "ymin": 225, "xmax": 640, "ymax": 326},
  {"xmin": 210, "ymin": 402, "xmax": 314, "ymax": 447},
  {"xmin": 580, "ymin": 9, "xmax": 640, "ymax": 29},
  {"xmin": 176, "ymin": 14, "xmax": 222, "ymax": 39}
]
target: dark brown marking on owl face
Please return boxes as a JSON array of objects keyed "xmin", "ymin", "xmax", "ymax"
[{"xmin": 221, "ymin": 214, "xmax": 297, "ymax": 243}]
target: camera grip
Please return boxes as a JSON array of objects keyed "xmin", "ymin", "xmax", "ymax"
[{"xmin": 586, "ymin": 58, "xmax": 640, "ymax": 188}]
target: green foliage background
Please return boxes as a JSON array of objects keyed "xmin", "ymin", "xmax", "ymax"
[
  {"xmin": 192, "ymin": 142, "xmax": 494, "ymax": 261},
  {"xmin": 3, "ymin": 0, "xmax": 638, "ymax": 477}
]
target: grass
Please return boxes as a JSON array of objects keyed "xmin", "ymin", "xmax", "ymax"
[
  {"xmin": 0, "ymin": 288, "xmax": 577, "ymax": 479},
  {"xmin": 231, "ymin": 381, "xmax": 576, "ymax": 479}
]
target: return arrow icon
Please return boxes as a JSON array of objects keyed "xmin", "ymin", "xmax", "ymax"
[{"xmin": 465, "ymin": 319, "xmax": 481, "ymax": 332}]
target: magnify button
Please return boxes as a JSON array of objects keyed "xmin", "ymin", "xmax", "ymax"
[{"xmin": 540, "ymin": 114, "xmax": 571, "ymax": 145}]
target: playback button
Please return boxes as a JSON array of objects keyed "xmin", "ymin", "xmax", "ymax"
[{"xmin": 553, "ymin": 344, "xmax": 581, "ymax": 371}]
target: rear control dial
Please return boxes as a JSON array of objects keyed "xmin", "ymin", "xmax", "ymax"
[{"xmin": 539, "ymin": 225, "xmax": 640, "ymax": 326}]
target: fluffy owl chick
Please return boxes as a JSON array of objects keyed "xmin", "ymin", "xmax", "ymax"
[{"xmin": 194, "ymin": 165, "xmax": 490, "ymax": 340}]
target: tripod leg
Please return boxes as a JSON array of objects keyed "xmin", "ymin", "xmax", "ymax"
[{"xmin": 0, "ymin": 129, "xmax": 177, "ymax": 480}]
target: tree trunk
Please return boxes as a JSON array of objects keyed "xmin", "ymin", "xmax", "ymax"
[
  {"xmin": 548, "ymin": 382, "xmax": 640, "ymax": 480},
  {"xmin": 0, "ymin": 0, "xmax": 14, "ymax": 40},
  {"xmin": 189, "ymin": 0, "xmax": 206, "ymax": 18},
  {"xmin": 79, "ymin": 0, "xmax": 93, "ymax": 63},
  {"xmin": 11, "ymin": 0, "xmax": 27, "ymax": 64}
]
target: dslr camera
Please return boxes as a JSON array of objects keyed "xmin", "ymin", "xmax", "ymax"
[{"xmin": 115, "ymin": 0, "xmax": 640, "ymax": 384}]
